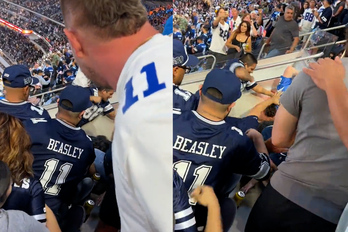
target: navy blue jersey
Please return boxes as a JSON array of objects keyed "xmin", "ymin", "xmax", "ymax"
[
  {"xmin": 3, "ymin": 177, "xmax": 46, "ymax": 223},
  {"xmin": 174, "ymin": 32, "xmax": 183, "ymax": 41},
  {"xmin": 173, "ymin": 85, "xmax": 199, "ymax": 112},
  {"xmin": 193, "ymin": 43, "xmax": 207, "ymax": 55},
  {"xmin": 225, "ymin": 115, "xmax": 259, "ymax": 133},
  {"xmin": 173, "ymin": 110, "xmax": 270, "ymax": 200},
  {"xmin": 224, "ymin": 59, "xmax": 257, "ymax": 91},
  {"xmin": 65, "ymin": 75, "xmax": 75, "ymax": 83},
  {"xmin": 174, "ymin": 171, "xmax": 197, "ymax": 232},
  {"xmin": 0, "ymin": 100, "xmax": 51, "ymax": 121},
  {"xmin": 317, "ymin": 7, "xmax": 332, "ymax": 29},
  {"xmin": 77, "ymin": 87, "xmax": 114, "ymax": 127},
  {"xmin": 23, "ymin": 118, "xmax": 95, "ymax": 214},
  {"xmin": 201, "ymin": 34, "xmax": 209, "ymax": 45}
]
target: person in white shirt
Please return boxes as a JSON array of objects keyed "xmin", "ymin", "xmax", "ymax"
[
  {"xmin": 299, "ymin": 0, "xmax": 317, "ymax": 41},
  {"xmin": 60, "ymin": 0, "xmax": 172, "ymax": 231},
  {"xmin": 230, "ymin": 8, "xmax": 242, "ymax": 32},
  {"xmin": 209, "ymin": 8, "xmax": 230, "ymax": 65}
]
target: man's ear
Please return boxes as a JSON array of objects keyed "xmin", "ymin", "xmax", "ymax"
[
  {"xmin": 227, "ymin": 102, "xmax": 236, "ymax": 112},
  {"xmin": 64, "ymin": 28, "xmax": 85, "ymax": 58},
  {"xmin": 198, "ymin": 84, "xmax": 203, "ymax": 96},
  {"xmin": 79, "ymin": 111, "xmax": 85, "ymax": 120}
]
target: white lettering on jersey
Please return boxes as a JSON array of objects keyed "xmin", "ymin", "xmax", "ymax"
[
  {"xmin": 47, "ymin": 138, "xmax": 84, "ymax": 159},
  {"xmin": 13, "ymin": 178, "xmax": 30, "ymax": 189},
  {"xmin": 173, "ymin": 135, "xmax": 227, "ymax": 159}
]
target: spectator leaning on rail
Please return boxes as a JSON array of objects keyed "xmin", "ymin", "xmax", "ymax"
[{"xmin": 265, "ymin": 5, "xmax": 300, "ymax": 58}]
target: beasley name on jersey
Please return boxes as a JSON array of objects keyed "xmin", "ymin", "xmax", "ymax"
[
  {"xmin": 23, "ymin": 118, "xmax": 95, "ymax": 211},
  {"xmin": 3, "ymin": 177, "xmax": 46, "ymax": 223},
  {"xmin": 112, "ymin": 34, "xmax": 172, "ymax": 232},
  {"xmin": 0, "ymin": 100, "xmax": 51, "ymax": 121},
  {"xmin": 173, "ymin": 110, "xmax": 270, "ymax": 198}
]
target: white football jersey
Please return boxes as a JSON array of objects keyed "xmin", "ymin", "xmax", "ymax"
[
  {"xmin": 112, "ymin": 34, "xmax": 172, "ymax": 232},
  {"xmin": 209, "ymin": 21, "xmax": 230, "ymax": 54},
  {"xmin": 299, "ymin": 8, "xmax": 317, "ymax": 32}
]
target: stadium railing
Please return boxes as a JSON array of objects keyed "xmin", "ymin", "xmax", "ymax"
[{"xmin": 257, "ymin": 24, "xmax": 347, "ymax": 60}]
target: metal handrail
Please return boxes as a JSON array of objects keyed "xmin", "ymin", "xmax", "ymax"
[
  {"xmin": 255, "ymin": 52, "xmax": 324, "ymax": 71},
  {"xmin": 302, "ymin": 24, "xmax": 347, "ymax": 50},
  {"xmin": 196, "ymin": 54, "xmax": 217, "ymax": 70},
  {"xmin": 31, "ymin": 86, "xmax": 66, "ymax": 98},
  {"xmin": 257, "ymin": 24, "xmax": 348, "ymax": 60},
  {"xmin": 306, "ymin": 39, "xmax": 346, "ymax": 50}
]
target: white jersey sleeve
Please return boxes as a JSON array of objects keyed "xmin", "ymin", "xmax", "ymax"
[{"xmin": 113, "ymin": 34, "xmax": 172, "ymax": 232}]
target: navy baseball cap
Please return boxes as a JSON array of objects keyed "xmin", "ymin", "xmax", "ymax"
[
  {"xmin": 59, "ymin": 85, "xmax": 92, "ymax": 112},
  {"xmin": 2, "ymin": 65, "xmax": 39, "ymax": 88},
  {"xmin": 202, "ymin": 69, "xmax": 242, "ymax": 104},
  {"xmin": 173, "ymin": 39, "xmax": 199, "ymax": 67}
]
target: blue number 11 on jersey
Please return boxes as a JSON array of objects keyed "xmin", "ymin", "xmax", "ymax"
[{"xmin": 123, "ymin": 62, "xmax": 166, "ymax": 113}]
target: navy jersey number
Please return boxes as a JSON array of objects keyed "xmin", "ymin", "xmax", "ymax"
[
  {"xmin": 304, "ymin": 12, "xmax": 314, "ymax": 22},
  {"xmin": 123, "ymin": 62, "xmax": 166, "ymax": 113},
  {"xmin": 219, "ymin": 28, "xmax": 229, "ymax": 41}
]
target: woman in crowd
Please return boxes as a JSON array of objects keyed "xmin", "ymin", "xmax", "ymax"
[
  {"xmin": 0, "ymin": 113, "xmax": 60, "ymax": 232},
  {"xmin": 226, "ymin": 21, "xmax": 252, "ymax": 57}
]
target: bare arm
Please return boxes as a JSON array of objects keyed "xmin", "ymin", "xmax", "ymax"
[
  {"xmin": 272, "ymin": 104, "xmax": 298, "ymax": 147},
  {"xmin": 212, "ymin": 16, "xmax": 221, "ymax": 28},
  {"xmin": 286, "ymin": 37, "xmax": 299, "ymax": 53},
  {"xmin": 246, "ymin": 36, "xmax": 252, "ymax": 53},
  {"xmin": 191, "ymin": 186, "xmax": 223, "ymax": 232},
  {"xmin": 252, "ymin": 84, "xmax": 275, "ymax": 97},
  {"xmin": 235, "ymin": 67, "xmax": 253, "ymax": 82},
  {"xmin": 45, "ymin": 205, "xmax": 61, "ymax": 232},
  {"xmin": 248, "ymin": 92, "xmax": 281, "ymax": 117},
  {"xmin": 106, "ymin": 110, "xmax": 116, "ymax": 120}
]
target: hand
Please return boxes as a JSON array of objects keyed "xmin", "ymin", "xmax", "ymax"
[
  {"xmin": 190, "ymin": 186, "xmax": 219, "ymax": 207},
  {"xmin": 90, "ymin": 96, "xmax": 102, "ymax": 104},
  {"xmin": 245, "ymin": 128, "xmax": 263, "ymax": 142},
  {"xmin": 240, "ymin": 179, "xmax": 258, "ymax": 193},
  {"xmin": 313, "ymin": 10, "xmax": 319, "ymax": 17},
  {"xmin": 258, "ymin": 9, "xmax": 263, "ymax": 14},
  {"xmin": 303, "ymin": 57, "xmax": 345, "ymax": 91},
  {"xmin": 272, "ymin": 91, "xmax": 282, "ymax": 105},
  {"xmin": 265, "ymin": 38, "xmax": 271, "ymax": 45},
  {"xmin": 235, "ymin": 46, "xmax": 241, "ymax": 53},
  {"xmin": 299, "ymin": 26, "xmax": 302, "ymax": 31},
  {"xmin": 285, "ymin": 49, "xmax": 294, "ymax": 54}
]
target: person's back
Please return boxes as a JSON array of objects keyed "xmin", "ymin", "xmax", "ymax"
[
  {"xmin": 0, "ymin": 100, "xmax": 50, "ymax": 121},
  {"xmin": 3, "ymin": 177, "xmax": 46, "ymax": 223},
  {"xmin": 174, "ymin": 109, "xmax": 269, "ymax": 194},
  {"xmin": 271, "ymin": 59, "xmax": 348, "ymax": 225},
  {"xmin": 113, "ymin": 33, "xmax": 172, "ymax": 232},
  {"xmin": 24, "ymin": 117, "xmax": 95, "ymax": 215}
]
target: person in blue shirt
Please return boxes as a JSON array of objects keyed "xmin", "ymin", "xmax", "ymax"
[
  {"xmin": 63, "ymin": 69, "xmax": 75, "ymax": 84},
  {"xmin": 23, "ymin": 85, "xmax": 96, "ymax": 222},
  {"xmin": 0, "ymin": 65, "xmax": 51, "ymax": 121},
  {"xmin": 77, "ymin": 86, "xmax": 115, "ymax": 127},
  {"xmin": 174, "ymin": 24, "xmax": 183, "ymax": 41},
  {"xmin": 173, "ymin": 69, "xmax": 272, "ymax": 231},
  {"xmin": 189, "ymin": 36, "xmax": 207, "ymax": 55},
  {"xmin": 173, "ymin": 39, "xmax": 200, "ymax": 112}
]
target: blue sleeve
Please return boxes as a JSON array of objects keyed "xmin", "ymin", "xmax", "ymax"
[
  {"xmin": 173, "ymin": 87, "xmax": 199, "ymax": 111},
  {"xmin": 29, "ymin": 179, "xmax": 47, "ymax": 223},
  {"xmin": 173, "ymin": 171, "xmax": 197, "ymax": 232}
]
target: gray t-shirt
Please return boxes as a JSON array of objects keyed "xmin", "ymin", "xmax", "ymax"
[
  {"xmin": 271, "ymin": 16, "xmax": 299, "ymax": 50},
  {"xmin": 271, "ymin": 59, "xmax": 348, "ymax": 224},
  {"xmin": 0, "ymin": 209, "xmax": 49, "ymax": 232}
]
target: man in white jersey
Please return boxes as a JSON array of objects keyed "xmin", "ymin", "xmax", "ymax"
[
  {"xmin": 59, "ymin": 1, "xmax": 172, "ymax": 231},
  {"xmin": 299, "ymin": 0, "xmax": 317, "ymax": 41},
  {"xmin": 209, "ymin": 8, "xmax": 230, "ymax": 65}
]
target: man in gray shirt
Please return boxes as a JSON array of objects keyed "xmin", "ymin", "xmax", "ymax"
[
  {"xmin": 245, "ymin": 60, "xmax": 348, "ymax": 231},
  {"xmin": 266, "ymin": 5, "xmax": 300, "ymax": 58}
]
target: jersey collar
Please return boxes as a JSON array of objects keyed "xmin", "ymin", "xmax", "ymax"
[{"xmin": 192, "ymin": 110, "xmax": 226, "ymax": 125}]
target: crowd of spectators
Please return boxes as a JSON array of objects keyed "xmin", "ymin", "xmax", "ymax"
[{"xmin": 173, "ymin": 0, "xmax": 347, "ymax": 65}]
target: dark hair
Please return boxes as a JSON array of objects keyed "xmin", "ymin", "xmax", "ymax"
[
  {"xmin": 205, "ymin": 87, "xmax": 223, "ymax": 100},
  {"xmin": 265, "ymin": 104, "xmax": 277, "ymax": 117},
  {"xmin": 91, "ymin": 136, "xmax": 111, "ymax": 153},
  {"xmin": 240, "ymin": 53, "xmax": 258, "ymax": 66},
  {"xmin": 0, "ymin": 161, "xmax": 11, "ymax": 205},
  {"xmin": 216, "ymin": 8, "xmax": 224, "ymax": 16},
  {"xmin": 233, "ymin": 21, "xmax": 251, "ymax": 39}
]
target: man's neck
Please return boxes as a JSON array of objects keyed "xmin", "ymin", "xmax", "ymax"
[
  {"xmin": 5, "ymin": 96, "xmax": 26, "ymax": 103},
  {"xmin": 56, "ymin": 114, "xmax": 77, "ymax": 127},
  {"xmin": 91, "ymin": 22, "xmax": 158, "ymax": 89},
  {"xmin": 196, "ymin": 105, "xmax": 226, "ymax": 122}
]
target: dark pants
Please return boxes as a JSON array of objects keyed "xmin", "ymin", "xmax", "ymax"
[{"xmin": 245, "ymin": 184, "xmax": 337, "ymax": 232}]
